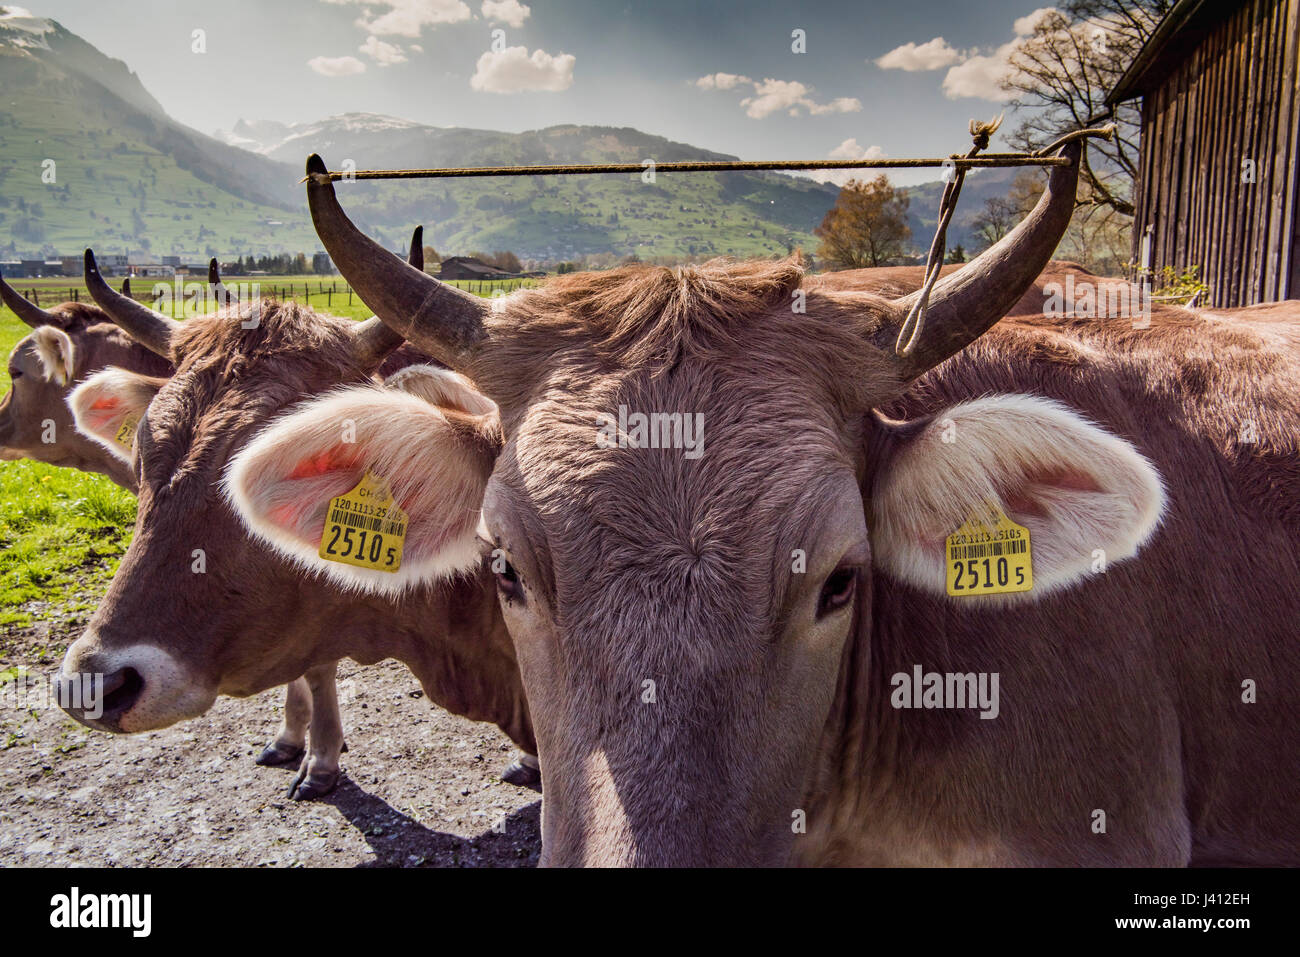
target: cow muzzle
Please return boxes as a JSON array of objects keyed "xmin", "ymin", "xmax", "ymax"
[{"xmin": 56, "ymin": 634, "xmax": 217, "ymax": 733}]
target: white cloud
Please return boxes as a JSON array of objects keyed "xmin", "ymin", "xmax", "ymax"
[
  {"xmin": 879, "ymin": 8, "xmax": 1063, "ymax": 102},
  {"xmin": 809, "ymin": 96, "xmax": 863, "ymax": 115},
  {"xmin": 695, "ymin": 72, "xmax": 751, "ymax": 91},
  {"xmin": 470, "ymin": 45, "xmax": 574, "ymax": 93},
  {"xmin": 738, "ymin": 78, "xmax": 861, "ymax": 119},
  {"xmin": 941, "ymin": 42, "xmax": 1018, "ymax": 100},
  {"xmin": 308, "ymin": 55, "xmax": 367, "ymax": 76},
  {"xmin": 360, "ymin": 35, "xmax": 408, "ymax": 65},
  {"xmin": 811, "ymin": 138, "xmax": 887, "ymax": 185},
  {"xmin": 481, "ymin": 0, "xmax": 530, "ymax": 28},
  {"xmin": 875, "ymin": 37, "xmax": 961, "ymax": 72},
  {"xmin": 322, "ymin": 0, "xmax": 472, "ymax": 38},
  {"xmin": 1014, "ymin": 7, "xmax": 1060, "ymax": 36}
]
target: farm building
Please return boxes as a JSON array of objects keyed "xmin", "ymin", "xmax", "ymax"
[
  {"xmin": 1107, "ymin": 0, "xmax": 1300, "ymax": 307},
  {"xmin": 438, "ymin": 256, "xmax": 516, "ymax": 280}
]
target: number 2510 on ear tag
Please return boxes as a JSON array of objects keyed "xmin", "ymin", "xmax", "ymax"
[
  {"xmin": 319, "ymin": 471, "xmax": 408, "ymax": 573},
  {"xmin": 946, "ymin": 506, "xmax": 1033, "ymax": 597}
]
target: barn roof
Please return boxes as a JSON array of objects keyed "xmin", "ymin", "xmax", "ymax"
[{"xmin": 1106, "ymin": 0, "xmax": 1248, "ymax": 105}]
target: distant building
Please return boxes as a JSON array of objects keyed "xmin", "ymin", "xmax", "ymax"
[
  {"xmin": 41, "ymin": 260, "xmax": 65, "ymax": 277},
  {"xmin": 313, "ymin": 252, "xmax": 333, "ymax": 274},
  {"xmin": 96, "ymin": 254, "xmax": 130, "ymax": 277},
  {"xmin": 131, "ymin": 263, "xmax": 176, "ymax": 278},
  {"xmin": 161, "ymin": 255, "xmax": 181, "ymax": 267},
  {"xmin": 437, "ymin": 256, "xmax": 515, "ymax": 281},
  {"xmin": 60, "ymin": 255, "xmax": 84, "ymax": 277},
  {"xmin": 0, "ymin": 260, "xmax": 29, "ymax": 278}
]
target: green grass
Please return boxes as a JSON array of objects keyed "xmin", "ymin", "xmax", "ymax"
[{"xmin": 0, "ymin": 459, "xmax": 133, "ymax": 629}]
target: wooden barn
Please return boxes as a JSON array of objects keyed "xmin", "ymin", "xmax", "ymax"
[{"xmin": 1107, "ymin": 0, "xmax": 1300, "ymax": 307}]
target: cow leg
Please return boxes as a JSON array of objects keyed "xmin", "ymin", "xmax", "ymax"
[
  {"xmin": 501, "ymin": 752, "xmax": 542, "ymax": 792},
  {"xmin": 255, "ymin": 678, "xmax": 311, "ymax": 766},
  {"xmin": 288, "ymin": 662, "xmax": 345, "ymax": 801}
]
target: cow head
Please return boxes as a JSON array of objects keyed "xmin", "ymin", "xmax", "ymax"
[
  {"xmin": 53, "ymin": 245, "xmax": 425, "ymax": 733},
  {"xmin": 248, "ymin": 142, "xmax": 1162, "ymax": 866},
  {"xmin": 0, "ymin": 272, "xmax": 169, "ymax": 486}
]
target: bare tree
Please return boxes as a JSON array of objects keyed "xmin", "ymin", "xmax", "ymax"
[
  {"xmin": 1002, "ymin": 0, "xmax": 1171, "ymax": 218},
  {"xmin": 970, "ymin": 171, "xmax": 1046, "ymax": 250}
]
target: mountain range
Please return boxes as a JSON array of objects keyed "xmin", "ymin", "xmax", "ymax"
[{"xmin": 0, "ymin": 7, "xmax": 1024, "ymax": 266}]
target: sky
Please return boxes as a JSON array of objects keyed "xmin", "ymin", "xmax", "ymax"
[{"xmin": 23, "ymin": 0, "xmax": 1058, "ymax": 185}]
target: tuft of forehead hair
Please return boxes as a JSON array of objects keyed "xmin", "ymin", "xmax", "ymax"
[
  {"xmin": 44, "ymin": 301, "xmax": 114, "ymax": 329},
  {"xmin": 480, "ymin": 255, "xmax": 905, "ymax": 412},
  {"xmin": 169, "ymin": 297, "xmax": 366, "ymax": 373},
  {"xmin": 142, "ymin": 298, "xmax": 374, "ymax": 489}
]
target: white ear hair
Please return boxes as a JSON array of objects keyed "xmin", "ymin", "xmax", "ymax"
[
  {"xmin": 224, "ymin": 384, "xmax": 499, "ymax": 595},
  {"xmin": 67, "ymin": 368, "xmax": 162, "ymax": 463},
  {"xmin": 872, "ymin": 394, "xmax": 1167, "ymax": 600},
  {"xmin": 382, "ymin": 363, "xmax": 498, "ymax": 417},
  {"xmin": 32, "ymin": 326, "xmax": 74, "ymax": 386}
]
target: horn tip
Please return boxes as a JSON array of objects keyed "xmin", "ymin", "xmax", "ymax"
[
  {"xmin": 412, "ymin": 225, "xmax": 423, "ymax": 244},
  {"xmin": 84, "ymin": 249, "xmax": 98, "ymax": 274},
  {"xmin": 306, "ymin": 153, "xmax": 328, "ymax": 176}
]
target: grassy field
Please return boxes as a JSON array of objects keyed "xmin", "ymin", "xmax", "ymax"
[{"xmin": 0, "ymin": 278, "xmax": 523, "ymax": 633}]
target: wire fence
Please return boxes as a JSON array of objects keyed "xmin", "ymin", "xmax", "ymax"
[{"xmin": 3, "ymin": 276, "xmax": 542, "ymax": 309}]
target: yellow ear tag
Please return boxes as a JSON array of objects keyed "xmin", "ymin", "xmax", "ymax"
[
  {"xmin": 319, "ymin": 470, "xmax": 408, "ymax": 573},
  {"xmin": 945, "ymin": 504, "xmax": 1033, "ymax": 597},
  {"xmin": 114, "ymin": 413, "xmax": 140, "ymax": 451}
]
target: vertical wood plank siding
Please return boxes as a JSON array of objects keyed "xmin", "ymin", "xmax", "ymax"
[{"xmin": 1130, "ymin": 0, "xmax": 1300, "ymax": 306}]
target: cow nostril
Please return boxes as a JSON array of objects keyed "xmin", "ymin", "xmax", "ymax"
[{"xmin": 98, "ymin": 667, "xmax": 144, "ymax": 720}]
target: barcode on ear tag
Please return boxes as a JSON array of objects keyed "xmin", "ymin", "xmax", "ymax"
[
  {"xmin": 114, "ymin": 413, "xmax": 140, "ymax": 451},
  {"xmin": 945, "ymin": 505, "xmax": 1032, "ymax": 596},
  {"xmin": 318, "ymin": 470, "xmax": 407, "ymax": 573}
]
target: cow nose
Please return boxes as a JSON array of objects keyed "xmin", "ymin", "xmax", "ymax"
[{"xmin": 58, "ymin": 666, "xmax": 144, "ymax": 732}]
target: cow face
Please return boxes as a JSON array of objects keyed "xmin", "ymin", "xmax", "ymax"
[
  {"xmin": 229, "ymin": 256, "xmax": 1164, "ymax": 865},
  {"xmin": 278, "ymin": 140, "xmax": 1173, "ymax": 865},
  {"xmin": 53, "ymin": 292, "xmax": 411, "ymax": 733}
]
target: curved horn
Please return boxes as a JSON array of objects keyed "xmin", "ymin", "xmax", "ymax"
[
  {"xmin": 83, "ymin": 249, "xmax": 180, "ymax": 358},
  {"xmin": 121, "ymin": 277, "xmax": 133, "ymax": 298},
  {"xmin": 305, "ymin": 154, "xmax": 488, "ymax": 369},
  {"xmin": 884, "ymin": 139, "xmax": 1082, "ymax": 380},
  {"xmin": 0, "ymin": 268, "xmax": 61, "ymax": 329},
  {"xmin": 208, "ymin": 258, "xmax": 237, "ymax": 305},
  {"xmin": 351, "ymin": 224, "xmax": 425, "ymax": 369}
]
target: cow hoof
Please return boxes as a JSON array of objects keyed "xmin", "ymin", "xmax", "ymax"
[
  {"xmin": 288, "ymin": 765, "xmax": 340, "ymax": 801},
  {"xmin": 256, "ymin": 742, "xmax": 306, "ymax": 766},
  {"xmin": 501, "ymin": 759, "xmax": 542, "ymax": 792}
]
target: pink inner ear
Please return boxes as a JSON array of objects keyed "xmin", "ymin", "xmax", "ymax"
[
  {"xmin": 1005, "ymin": 469, "xmax": 1104, "ymax": 519},
  {"xmin": 89, "ymin": 397, "xmax": 120, "ymax": 411},
  {"xmin": 1026, "ymin": 468, "xmax": 1104, "ymax": 493},
  {"xmin": 286, "ymin": 447, "xmax": 358, "ymax": 480}
]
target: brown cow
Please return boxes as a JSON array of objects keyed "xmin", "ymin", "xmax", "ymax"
[
  {"xmin": 0, "ymin": 273, "xmax": 364, "ymax": 782},
  {"xmin": 0, "ymin": 275, "xmax": 171, "ymax": 488},
  {"xmin": 203, "ymin": 138, "xmax": 1294, "ymax": 865},
  {"xmin": 54, "ymin": 251, "xmax": 537, "ymax": 800}
]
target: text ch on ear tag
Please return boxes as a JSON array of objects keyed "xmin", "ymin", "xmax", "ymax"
[
  {"xmin": 319, "ymin": 470, "xmax": 408, "ymax": 573},
  {"xmin": 945, "ymin": 503, "xmax": 1033, "ymax": 597}
]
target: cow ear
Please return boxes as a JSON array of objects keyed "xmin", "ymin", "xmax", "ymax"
[
  {"xmin": 32, "ymin": 326, "xmax": 75, "ymax": 386},
  {"xmin": 870, "ymin": 394, "xmax": 1166, "ymax": 599},
  {"xmin": 68, "ymin": 368, "xmax": 162, "ymax": 462},
  {"xmin": 382, "ymin": 363, "xmax": 498, "ymax": 418},
  {"xmin": 224, "ymin": 384, "xmax": 501, "ymax": 594}
]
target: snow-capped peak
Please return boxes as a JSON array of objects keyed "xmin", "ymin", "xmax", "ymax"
[{"xmin": 0, "ymin": 6, "xmax": 57, "ymax": 51}]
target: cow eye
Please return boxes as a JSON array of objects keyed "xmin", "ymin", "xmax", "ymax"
[
  {"xmin": 816, "ymin": 566, "xmax": 857, "ymax": 618},
  {"xmin": 7, "ymin": 368, "xmax": 20, "ymax": 380},
  {"xmin": 495, "ymin": 560, "xmax": 523, "ymax": 601}
]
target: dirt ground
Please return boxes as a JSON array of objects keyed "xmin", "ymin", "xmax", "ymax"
[{"xmin": 0, "ymin": 600, "xmax": 542, "ymax": 868}]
